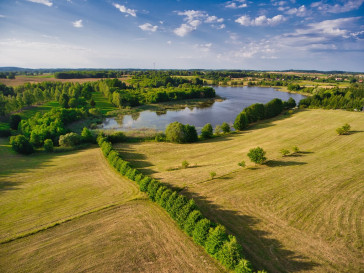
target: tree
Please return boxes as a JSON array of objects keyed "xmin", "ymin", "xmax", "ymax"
[
  {"xmin": 214, "ymin": 125, "xmax": 222, "ymax": 135},
  {"xmin": 201, "ymin": 123, "xmax": 213, "ymax": 138},
  {"xmin": 221, "ymin": 122, "xmax": 230, "ymax": 133},
  {"xmin": 234, "ymin": 112, "xmax": 248, "ymax": 131},
  {"xmin": 81, "ymin": 127, "xmax": 94, "ymax": 143},
  {"xmin": 59, "ymin": 93, "xmax": 69, "ymax": 108},
  {"xmin": 336, "ymin": 123, "xmax": 351, "ymax": 135},
  {"xmin": 280, "ymin": 149, "xmax": 290, "ymax": 157},
  {"xmin": 90, "ymin": 98, "xmax": 96, "ymax": 107},
  {"xmin": 10, "ymin": 114, "xmax": 21, "ymax": 130},
  {"xmin": 247, "ymin": 147, "xmax": 267, "ymax": 164},
  {"xmin": 182, "ymin": 160, "xmax": 189, "ymax": 169},
  {"xmin": 192, "ymin": 218, "xmax": 212, "ymax": 245},
  {"xmin": 165, "ymin": 121, "xmax": 198, "ymax": 143},
  {"xmin": 205, "ymin": 225, "xmax": 229, "ymax": 255},
  {"xmin": 216, "ymin": 236, "xmax": 243, "ymax": 269},
  {"xmin": 10, "ymin": 135, "xmax": 34, "ymax": 154},
  {"xmin": 44, "ymin": 139, "xmax": 54, "ymax": 152},
  {"xmin": 210, "ymin": 171, "xmax": 216, "ymax": 179},
  {"xmin": 59, "ymin": 132, "xmax": 81, "ymax": 147}
]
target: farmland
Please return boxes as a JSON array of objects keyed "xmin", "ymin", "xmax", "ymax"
[
  {"xmin": 114, "ymin": 109, "xmax": 364, "ymax": 272},
  {"xmin": 0, "ymin": 139, "xmax": 225, "ymax": 272}
]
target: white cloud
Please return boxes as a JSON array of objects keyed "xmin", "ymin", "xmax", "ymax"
[
  {"xmin": 205, "ymin": 16, "xmax": 224, "ymax": 23},
  {"xmin": 285, "ymin": 5, "xmax": 307, "ymax": 17},
  {"xmin": 113, "ymin": 3, "xmax": 136, "ymax": 17},
  {"xmin": 0, "ymin": 15, "xmax": 5, "ymax": 18},
  {"xmin": 174, "ymin": 24, "xmax": 195, "ymax": 37},
  {"xmin": 195, "ymin": 43, "xmax": 212, "ymax": 53},
  {"xmin": 311, "ymin": 0, "xmax": 364, "ymax": 13},
  {"xmin": 225, "ymin": 0, "xmax": 247, "ymax": 8},
  {"xmin": 72, "ymin": 19, "xmax": 83, "ymax": 28},
  {"xmin": 218, "ymin": 24, "xmax": 226, "ymax": 29},
  {"xmin": 235, "ymin": 14, "xmax": 286, "ymax": 26},
  {"xmin": 167, "ymin": 40, "xmax": 172, "ymax": 45},
  {"xmin": 139, "ymin": 23, "xmax": 158, "ymax": 32},
  {"xmin": 26, "ymin": 0, "xmax": 53, "ymax": 7}
]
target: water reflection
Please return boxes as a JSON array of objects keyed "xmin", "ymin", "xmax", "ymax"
[{"xmin": 99, "ymin": 86, "xmax": 306, "ymax": 132}]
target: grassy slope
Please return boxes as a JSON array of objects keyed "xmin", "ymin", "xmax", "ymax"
[
  {"xmin": 0, "ymin": 138, "xmax": 226, "ymax": 272},
  {"xmin": 115, "ymin": 109, "xmax": 364, "ymax": 273}
]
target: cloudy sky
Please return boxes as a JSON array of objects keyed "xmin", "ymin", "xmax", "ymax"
[{"xmin": 0, "ymin": 0, "xmax": 363, "ymax": 71}]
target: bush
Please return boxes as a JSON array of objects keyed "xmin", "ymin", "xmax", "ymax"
[
  {"xmin": 30, "ymin": 131, "xmax": 43, "ymax": 147},
  {"xmin": 280, "ymin": 148, "xmax": 290, "ymax": 157},
  {"xmin": 10, "ymin": 135, "xmax": 34, "ymax": 154},
  {"xmin": 108, "ymin": 131, "xmax": 127, "ymax": 143},
  {"xmin": 88, "ymin": 108, "xmax": 101, "ymax": 116},
  {"xmin": 44, "ymin": 139, "xmax": 54, "ymax": 152},
  {"xmin": 192, "ymin": 218, "xmax": 212, "ymax": 246},
  {"xmin": 184, "ymin": 124, "xmax": 198, "ymax": 143},
  {"xmin": 201, "ymin": 123, "xmax": 213, "ymax": 139},
  {"xmin": 234, "ymin": 112, "xmax": 248, "ymax": 131},
  {"xmin": 154, "ymin": 185, "xmax": 167, "ymax": 203},
  {"xmin": 221, "ymin": 122, "xmax": 230, "ymax": 133},
  {"xmin": 336, "ymin": 123, "xmax": 351, "ymax": 135},
  {"xmin": 170, "ymin": 195, "xmax": 188, "ymax": 219},
  {"xmin": 210, "ymin": 171, "xmax": 216, "ymax": 179},
  {"xmin": 284, "ymin": 97, "xmax": 296, "ymax": 109},
  {"xmin": 264, "ymin": 98, "xmax": 283, "ymax": 119},
  {"xmin": 165, "ymin": 191, "xmax": 178, "ymax": 214},
  {"xmin": 176, "ymin": 199, "xmax": 197, "ymax": 227},
  {"xmin": 101, "ymin": 141, "xmax": 113, "ymax": 156},
  {"xmin": 216, "ymin": 236, "xmax": 243, "ymax": 269},
  {"xmin": 81, "ymin": 127, "xmax": 94, "ymax": 143},
  {"xmin": 205, "ymin": 225, "xmax": 229, "ymax": 255},
  {"xmin": 238, "ymin": 161, "xmax": 245, "ymax": 167},
  {"xmin": 234, "ymin": 259, "xmax": 253, "ymax": 273},
  {"xmin": 10, "ymin": 114, "xmax": 21, "ymax": 130},
  {"xmin": 155, "ymin": 132, "xmax": 166, "ymax": 142},
  {"xmin": 244, "ymin": 103, "xmax": 265, "ymax": 123},
  {"xmin": 165, "ymin": 121, "xmax": 198, "ymax": 143},
  {"xmin": 214, "ymin": 125, "xmax": 222, "ymax": 135},
  {"xmin": 184, "ymin": 210, "xmax": 203, "ymax": 236},
  {"xmin": 59, "ymin": 132, "xmax": 81, "ymax": 147},
  {"xmin": 292, "ymin": 146, "xmax": 300, "ymax": 153},
  {"xmin": 147, "ymin": 179, "xmax": 161, "ymax": 201},
  {"xmin": 119, "ymin": 161, "xmax": 130, "ymax": 175},
  {"xmin": 247, "ymin": 147, "xmax": 267, "ymax": 164},
  {"xmin": 134, "ymin": 173, "xmax": 144, "ymax": 184},
  {"xmin": 182, "ymin": 160, "xmax": 189, "ymax": 169},
  {"xmin": 139, "ymin": 176, "xmax": 152, "ymax": 192}
]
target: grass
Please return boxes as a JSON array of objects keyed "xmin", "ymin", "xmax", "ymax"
[
  {"xmin": 114, "ymin": 109, "xmax": 364, "ymax": 272},
  {"xmin": 91, "ymin": 91, "xmax": 117, "ymax": 115},
  {"xmin": 0, "ymin": 138, "xmax": 225, "ymax": 272}
]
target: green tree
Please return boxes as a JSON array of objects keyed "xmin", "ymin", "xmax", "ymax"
[
  {"xmin": 336, "ymin": 123, "xmax": 351, "ymax": 135},
  {"xmin": 280, "ymin": 148, "xmax": 290, "ymax": 157},
  {"xmin": 234, "ymin": 259, "xmax": 253, "ymax": 273},
  {"xmin": 234, "ymin": 112, "xmax": 248, "ymax": 131},
  {"xmin": 10, "ymin": 135, "xmax": 34, "ymax": 154},
  {"xmin": 192, "ymin": 218, "xmax": 212, "ymax": 245},
  {"xmin": 165, "ymin": 121, "xmax": 185, "ymax": 143},
  {"xmin": 216, "ymin": 236, "xmax": 243, "ymax": 269},
  {"xmin": 81, "ymin": 127, "xmax": 94, "ymax": 143},
  {"xmin": 205, "ymin": 225, "xmax": 229, "ymax": 255},
  {"xmin": 221, "ymin": 122, "xmax": 230, "ymax": 133},
  {"xmin": 59, "ymin": 132, "xmax": 81, "ymax": 147},
  {"xmin": 247, "ymin": 147, "xmax": 267, "ymax": 164},
  {"xmin": 10, "ymin": 114, "xmax": 21, "ymax": 130},
  {"xmin": 59, "ymin": 93, "xmax": 69, "ymax": 108},
  {"xmin": 201, "ymin": 123, "xmax": 213, "ymax": 138}
]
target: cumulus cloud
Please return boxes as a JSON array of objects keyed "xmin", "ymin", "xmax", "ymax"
[
  {"xmin": 139, "ymin": 23, "xmax": 158, "ymax": 32},
  {"xmin": 174, "ymin": 10, "xmax": 224, "ymax": 37},
  {"xmin": 235, "ymin": 14, "xmax": 286, "ymax": 26},
  {"xmin": 26, "ymin": 0, "xmax": 53, "ymax": 7},
  {"xmin": 72, "ymin": 19, "xmax": 83, "ymax": 28},
  {"xmin": 195, "ymin": 43, "xmax": 212, "ymax": 52},
  {"xmin": 311, "ymin": 0, "xmax": 364, "ymax": 13},
  {"xmin": 225, "ymin": 0, "xmax": 247, "ymax": 8},
  {"xmin": 285, "ymin": 5, "xmax": 308, "ymax": 17},
  {"xmin": 113, "ymin": 3, "xmax": 136, "ymax": 17}
]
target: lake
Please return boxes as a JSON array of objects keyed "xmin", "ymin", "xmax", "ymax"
[{"xmin": 99, "ymin": 86, "xmax": 306, "ymax": 132}]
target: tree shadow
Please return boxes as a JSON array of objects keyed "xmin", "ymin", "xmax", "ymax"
[
  {"xmin": 180, "ymin": 189, "xmax": 319, "ymax": 273},
  {"xmin": 265, "ymin": 160, "xmax": 307, "ymax": 167},
  {"xmin": 348, "ymin": 130, "xmax": 364, "ymax": 135}
]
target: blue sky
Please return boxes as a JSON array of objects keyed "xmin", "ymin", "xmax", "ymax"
[{"xmin": 0, "ymin": 0, "xmax": 363, "ymax": 71}]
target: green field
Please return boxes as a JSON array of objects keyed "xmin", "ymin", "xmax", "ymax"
[
  {"xmin": 0, "ymin": 139, "xmax": 225, "ymax": 272},
  {"xmin": 91, "ymin": 91, "xmax": 117, "ymax": 114},
  {"xmin": 115, "ymin": 109, "xmax": 364, "ymax": 272}
]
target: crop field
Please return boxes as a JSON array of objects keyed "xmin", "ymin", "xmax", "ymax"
[
  {"xmin": 115, "ymin": 109, "xmax": 364, "ymax": 272},
  {"xmin": 0, "ymin": 139, "xmax": 225, "ymax": 272}
]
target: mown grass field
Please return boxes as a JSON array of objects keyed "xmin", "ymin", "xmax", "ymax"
[
  {"xmin": 0, "ymin": 139, "xmax": 225, "ymax": 272},
  {"xmin": 115, "ymin": 109, "xmax": 364, "ymax": 272}
]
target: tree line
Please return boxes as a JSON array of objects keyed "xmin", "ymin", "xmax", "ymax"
[{"xmin": 97, "ymin": 136, "xmax": 266, "ymax": 273}]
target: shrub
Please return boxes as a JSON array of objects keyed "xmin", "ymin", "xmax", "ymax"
[
  {"xmin": 170, "ymin": 195, "xmax": 188, "ymax": 219},
  {"xmin": 210, "ymin": 171, "xmax": 216, "ymax": 180},
  {"xmin": 134, "ymin": 173, "xmax": 144, "ymax": 184},
  {"xmin": 284, "ymin": 97, "xmax": 296, "ymax": 109},
  {"xmin": 216, "ymin": 236, "xmax": 243, "ymax": 269},
  {"xmin": 165, "ymin": 121, "xmax": 198, "ymax": 143},
  {"xmin": 81, "ymin": 127, "xmax": 94, "ymax": 143},
  {"xmin": 280, "ymin": 149, "xmax": 290, "ymax": 157},
  {"xmin": 176, "ymin": 199, "xmax": 197, "ymax": 227},
  {"xmin": 155, "ymin": 132, "xmax": 166, "ymax": 142},
  {"xmin": 154, "ymin": 185, "xmax": 167, "ymax": 203},
  {"xmin": 292, "ymin": 146, "xmax": 300, "ymax": 153},
  {"xmin": 234, "ymin": 259, "xmax": 253, "ymax": 273},
  {"xmin": 158, "ymin": 189, "xmax": 172, "ymax": 208},
  {"xmin": 97, "ymin": 134, "xmax": 107, "ymax": 145},
  {"xmin": 107, "ymin": 150, "xmax": 119, "ymax": 164},
  {"xmin": 88, "ymin": 108, "xmax": 101, "ymax": 116},
  {"xmin": 201, "ymin": 123, "xmax": 213, "ymax": 138},
  {"xmin": 119, "ymin": 161, "xmax": 130, "ymax": 175},
  {"xmin": 247, "ymin": 147, "xmax": 266, "ymax": 164},
  {"xmin": 264, "ymin": 98, "xmax": 283, "ymax": 119},
  {"xmin": 10, "ymin": 114, "xmax": 21, "ymax": 130},
  {"xmin": 127, "ymin": 168, "xmax": 138, "ymax": 181},
  {"xmin": 30, "ymin": 131, "xmax": 43, "ymax": 147},
  {"xmin": 234, "ymin": 112, "xmax": 248, "ymax": 131},
  {"xmin": 336, "ymin": 123, "xmax": 351, "ymax": 135},
  {"xmin": 221, "ymin": 122, "xmax": 230, "ymax": 133},
  {"xmin": 238, "ymin": 161, "xmax": 245, "ymax": 167},
  {"xmin": 10, "ymin": 135, "xmax": 34, "ymax": 154},
  {"xmin": 59, "ymin": 132, "xmax": 81, "ymax": 147},
  {"xmin": 244, "ymin": 103, "xmax": 265, "ymax": 123},
  {"xmin": 101, "ymin": 141, "xmax": 113, "ymax": 156},
  {"xmin": 182, "ymin": 160, "xmax": 189, "ymax": 169},
  {"xmin": 184, "ymin": 210, "xmax": 203, "ymax": 236},
  {"xmin": 108, "ymin": 131, "xmax": 127, "ymax": 143},
  {"xmin": 205, "ymin": 225, "xmax": 229, "ymax": 255},
  {"xmin": 165, "ymin": 191, "xmax": 178, "ymax": 213},
  {"xmin": 147, "ymin": 179, "xmax": 161, "ymax": 201},
  {"xmin": 192, "ymin": 218, "xmax": 212, "ymax": 246},
  {"xmin": 139, "ymin": 176, "xmax": 152, "ymax": 192},
  {"xmin": 214, "ymin": 125, "xmax": 222, "ymax": 135},
  {"xmin": 184, "ymin": 124, "xmax": 198, "ymax": 143},
  {"xmin": 44, "ymin": 139, "xmax": 54, "ymax": 152}
]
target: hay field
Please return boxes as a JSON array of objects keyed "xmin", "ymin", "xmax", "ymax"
[{"xmin": 115, "ymin": 109, "xmax": 364, "ymax": 272}]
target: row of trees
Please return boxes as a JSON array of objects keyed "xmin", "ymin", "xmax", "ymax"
[
  {"xmin": 234, "ymin": 98, "xmax": 296, "ymax": 130},
  {"xmin": 97, "ymin": 136, "xmax": 264, "ymax": 273}
]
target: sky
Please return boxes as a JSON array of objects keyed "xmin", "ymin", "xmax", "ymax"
[{"xmin": 0, "ymin": 0, "xmax": 363, "ymax": 71}]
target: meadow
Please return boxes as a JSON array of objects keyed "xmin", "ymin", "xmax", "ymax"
[
  {"xmin": 0, "ymin": 139, "xmax": 225, "ymax": 272},
  {"xmin": 114, "ymin": 109, "xmax": 364, "ymax": 272}
]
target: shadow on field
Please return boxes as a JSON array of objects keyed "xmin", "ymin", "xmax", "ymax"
[
  {"xmin": 116, "ymin": 144, "xmax": 157, "ymax": 175},
  {"xmin": 180, "ymin": 189, "xmax": 319, "ymax": 273},
  {"xmin": 265, "ymin": 160, "xmax": 307, "ymax": 167}
]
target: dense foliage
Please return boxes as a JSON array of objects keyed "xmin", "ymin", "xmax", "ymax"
[
  {"xmin": 247, "ymin": 147, "xmax": 267, "ymax": 164},
  {"xmin": 165, "ymin": 121, "xmax": 198, "ymax": 143}
]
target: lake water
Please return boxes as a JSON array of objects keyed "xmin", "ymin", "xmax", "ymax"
[{"xmin": 99, "ymin": 86, "xmax": 306, "ymax": 132}]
